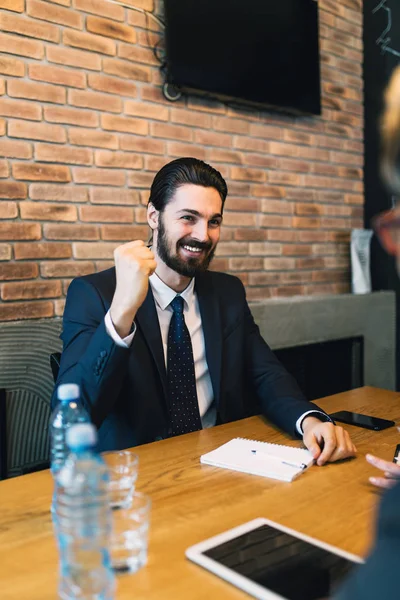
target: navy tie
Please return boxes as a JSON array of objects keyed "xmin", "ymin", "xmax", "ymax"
[{"xmin": 167, "ymin": 295, "xmax": 202, "ymax": 436}]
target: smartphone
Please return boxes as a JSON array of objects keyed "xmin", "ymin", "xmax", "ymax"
[
  {"xmin": 330, "ymin": 410, "xmax": 395, "ymax": 431},
  {"xmin": 186, "ymin": 518, "xmax": 362, "ymax": 600}
]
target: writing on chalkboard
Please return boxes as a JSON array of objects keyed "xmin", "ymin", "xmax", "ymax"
[{"xmin": 373, "ymin": 0, "xmax": 400, "ymax": 59}]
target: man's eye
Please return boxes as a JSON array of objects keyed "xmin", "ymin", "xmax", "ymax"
[
  {"xmin": 182, "ymin": 215, "xmax": 194, "ymax": 221},
  {"xmin": 209, "ymin": 219, "xmax": 221, "ymax": 227}
]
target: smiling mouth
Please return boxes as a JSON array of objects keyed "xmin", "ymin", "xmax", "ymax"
[{"xmin": 182, "ymin": 244, "xmax": 203, "ymax": 253}]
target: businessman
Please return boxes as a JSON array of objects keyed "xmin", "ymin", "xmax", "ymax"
[{"xmin": 54, "ymin": 157, "xmax": 356, "ymax": 460}]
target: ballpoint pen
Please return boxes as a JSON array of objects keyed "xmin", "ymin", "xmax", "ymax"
[{"xmin": 251, "ymin": 449, "xmax": 308, "ymax": 470}]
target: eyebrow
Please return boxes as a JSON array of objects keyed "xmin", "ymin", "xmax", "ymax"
[{"xmin": 177, "ymin": 209, "xmax": 223, "ymax": 220}]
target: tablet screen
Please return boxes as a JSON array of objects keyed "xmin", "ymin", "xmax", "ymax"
[{"xmin": 203, "ymin": 524, "xmax": 356, "ymax": 600}]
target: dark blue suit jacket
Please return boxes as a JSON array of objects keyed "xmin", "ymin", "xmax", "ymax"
[
  {"xmin": 53, "ymin": 268, "xmax": 320, "ymax": 451},
  {"xmin": 335, "ymin": 481, "xmax": 400, "ymax": 600}
]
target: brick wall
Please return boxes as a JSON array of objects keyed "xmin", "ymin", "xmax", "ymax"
[{"xmin": 0, "ymin": 0, "xmax": 363, "ymax": 320}]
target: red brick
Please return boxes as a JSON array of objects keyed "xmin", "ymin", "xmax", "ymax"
[
  {"xmin": 0, "ymin": 202, "xmax": 18, "ymax": 219},
  {"xmin": 73, "ymin": 0, "xmax": 124, "ymax": 20},
  {"xmin": 248, "ymin": 273, "xmax": 279, "ymax": 286},
  {"xmin": 0, "ymin": 181, "xmax": 27, "ymax": 199},
  {"xmin": 90, "ymin": 187, "xmax": 140, "ymax": 205},
  {"xmin": 72, "ymin": 167, "xmax": 125, "ymax": 185},
  {"xmin": 0, "ymin": 12, "xmax": 59, "ymax": 43},
  {"xmin": 242, "ymin": 154, "xmax": 277, "ymax": 169},
  {"xmin": 14, "ymin": 242, "xmax": 72, "ymax": 259},
  {"xmin": 13, "ymin": 163, "xmax": 71, "ymax": 182},
  {"xmin": 0, "ymin": 139, "xmax": 32, "ymax": 159},
  {"xmin": 0, "ymin": 32, "xmax": 44, "ymax": 59},
  {"xmin": 44, "ymin": 224, "xmax": 98, "ymax": 241},
  {"xmin": 0, "ymin": 99, "xmax": 41, "ymax": 124},
  {"xmin": 230, "ymin": 167, "xmax": 266, "ymax": 183},
  {"xmin": 207, "ymin": 149, "xmax": 243, "ymax": 164},
  {"xmin": 50, "ymin": 0, "xmax": 73, "ymax": 6},
  {"xmin": 260, "ymin": 215, "xmax": 292, "ymax": 228},
  {"xmin": 9, "ymin": 120, "xmax": 66, "ymax": 143},
  {"xmin": 103, "ymin": 57, "xmax": 150, "ymax": 81},
  {"xmin": 213, "ymin": 116, "xmax": 249, "ymax": 135},
  {"xmin": 69, "ymin": 127, "xmax": 117, "ymax": 149},
  {"xmin": 224, "ymin": 197, "xmax": 259, "ymax": 212},
  {"xmin": 167, "ymin": 142, "xmax": 206, "ymax": 160},
  {"xmin": 27, "ymin": 0, "xmax": 83, "ymax": 28},
  {"xmin": 0, "ymin": 301, "xmax": 54, "ymax": 321},
  {"xmin": 187, "ymin": 96, "xmax": 226, "ymax": 114},
  {"xmin": 0, "ymin": 244, "xmax": 11, "ymax": 260},
  {"xmin": 298, "ymin": 231, "xmax": 329, "ymax": 243},
  {"xmin": 41, "ymin": 260, "xmax": 96, "ymax": 277},
  {"xmin": 229, "ymin": 257, "xmax": 264, "ymax": 271},
  {"xmin": 0, "ymin": 160, "xmax": 9, "ymax": 178},
  {"xmin": 261, "ymin": 199, "xmax": 293, "ymax": 214},
  {"xmin": 134, "ymin": 207, "xmax": 147, "ymax": 223},
  {"xmin": 215, "ymin": 242, "xmax": 249, "ymax": 256},
  {"xmin": 47, "ymin": 45, "xmax": 101, "ymax": 70},
  {"xmin": 124, "ymin": 100, "xmax": 168, "ymax": 120},
  {"xmin": 222, "ymin": 212, "xmax": 257, "ymax": 227},
  {"xmin": 282, "ymin": 244, "xmax": 312, "ymax": 256},
  {"xmin": 73, "ymin": 241, "xmax": 118, "ymax": 258},
  {"xmin": 100, "ymin": 224, "xmax": 148, "ymax": 240},
  {"xmin": 144, "ymin": 156, "xmax": 166, "ymax": 172},
  {"xmin": 20, "ymin": 201, "xmax": 77, "ymax": 222},
  {"xmin": 194, "ymin": 130, "xmax": 232, "ymax": 147},
  {"xmin": 295, "ymin": 203, "xmax": 322, "ymax": 216},
  {"xmin": 249, "ymin": 123, "xmax": 282, "ymax": 140},
  {"xmin": 79, "ymin": 205, "xmax": 133, "ymax": 223},
  {"xmin": 2, "ymin": 280, "xmax": 62, "ymax": 300},
  {"xmin": 0, "ymin": 81, "xmax": 4, "ymax": 96},
  {"xmin": 54, "ymin": 299, "xmax": 66, "ymax": 316},
  {"xmin": 121, "ymin": 136, "xmax": 165, "ymax": 155},
  {"xmin": 141, "ymin": 86, "xmax": 169, "ymax": 105},
  {"xmin": 0, "ymin": 56, "xmax": 25, "ymax": 77},
  {"xmin": 0, "ymin": 222, "xmax": 41, "ymax": 241},
  {"xmin": 0, "ymin": 0, "xmax": 24, "ymax": 11},
  {"xmin": 8, "ymin": 80, "xmax": 66, "ymax": 104},
  {"xmin": 87, "ymin": 15, "xmax": 136, "ymax": 42},
  {"xmin": 101, "ymin": 114, "xmax": 148, "ymax": 135},
  {"xmin": 0, "ymin": 118, "xmax": 5, "ymax": 135},
  {"xmin": 0, "ymin": 262, "xmax": 39, "ymax": 280},
  {"xmin": 30, "ymin": 184, "xmax": 87, "ymax": 202},
  {"xmin": 248, "ymin": 242, "xmax": 282, "ymax": 255},
  {"xmin": 292, "ymin": 216, "xmax": 321, "ymax": 229},
  {"xmin": 127, "ymin": 171, "xmax": 158, "ymax": 188},
  {"xmin": 88, "ymin": 73, "xmax": 137, "ymax": 98},
  {"xmin": 44, "ymin": 106, "xmax": 98, "ymax": 128},
  {"xmin": 69, "ymin": 89, "xmax": 121, "ymax": 112},
  {"xmin": 118, "ymin": 42, "xmax": 158, "ymax": 66},
  {"xmin": 35, "ymin": 143, "xmax": 92, "ymax": 166},
  {"xmin": 165, "ymin": 108, "xmax": 210, "ymax": 128},
  {"xmin": 64, "ymin": 29, "xmax": 116, "ymax": 55},
  {"xmin": 262, "ymin": 258, "xmax": 295, "ymax": 270},
  {"xmin": 234, "ymin": 136, "xmax": 269, "ymax": 152},
  {"xmin": 29, "ymin": 64, "xmax": 86, "ymax": 89},
  {"xmin": 267, "ymin": 229, "xmax": 297, "ymax": 242},
  {"xmin": 94, "ymin": 150, "xmax": 142, "ymax": 170}
]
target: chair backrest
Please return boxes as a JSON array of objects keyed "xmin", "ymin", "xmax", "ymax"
[{"xmin": 0, "ymin": 319, "xmax": 62, "ymax": 479}]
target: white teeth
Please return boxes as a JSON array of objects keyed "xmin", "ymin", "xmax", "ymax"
[{"xmin": 183, "ymin": 245, "xmax": 202, "ymax": 253}]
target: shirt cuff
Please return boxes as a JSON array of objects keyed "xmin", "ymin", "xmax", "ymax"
[
  {"xmin": 104, "ymin": 310, "xmax": 136, "ymax": 348},
  {"xmin": 296, "ymin": 410, "xmax": 333, "ymax": 436}
]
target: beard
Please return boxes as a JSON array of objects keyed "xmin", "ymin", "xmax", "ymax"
[{"xmin": 156, "ymin": 215, "xmax": 216, "ymax": 278}]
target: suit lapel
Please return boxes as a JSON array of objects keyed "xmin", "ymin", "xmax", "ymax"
[
  {"xmin": 135, "ymin": 287, "xmax": 168, "ymax": 401},
  {"xmin": 195, "ymin": 273, "xmax": 222, "ymax": 408}
]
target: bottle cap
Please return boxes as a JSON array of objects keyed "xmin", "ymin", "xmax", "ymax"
[
  {"xmin": 66, "ymin": 423, "xmax": 97, "ymax": 449},
  {"xmin": 57, "ymin": 383, "xmax": 80, "ymax": 401}
]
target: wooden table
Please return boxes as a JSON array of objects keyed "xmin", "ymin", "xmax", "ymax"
[{"xmin": 1, "ymin": 386, "xmax": 399, "ymax": 599}]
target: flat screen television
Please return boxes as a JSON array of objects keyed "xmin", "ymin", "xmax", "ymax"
[{"xmin": 163, "ymin": 0, "xmax": 321, "ymax": 115}]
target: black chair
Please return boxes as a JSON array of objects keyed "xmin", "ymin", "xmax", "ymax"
[
  {"xmin": 50, "ymin": 352, "xmax": 61, "ymax": 383},
  {"xmin": 0, "ymin": 319, "xmax": 62, "ymax": 479}
]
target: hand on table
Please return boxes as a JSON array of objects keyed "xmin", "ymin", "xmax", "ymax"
[
  {"xmin": 302, "ymin": 417, "xmax": 357, "ymax": 466},
  {"xmin": 367, "ymin": 453, "xmax": 400, "ymax": 489}
]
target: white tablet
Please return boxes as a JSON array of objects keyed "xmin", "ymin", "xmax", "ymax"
[{"xmin": 186, "ymin": 518, "xmax": 363, "ymax": 600}]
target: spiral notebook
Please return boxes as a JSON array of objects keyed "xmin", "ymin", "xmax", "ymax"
[{"xmin": 200, "ymin": 438, "xmax": 315, "ymax": 482}]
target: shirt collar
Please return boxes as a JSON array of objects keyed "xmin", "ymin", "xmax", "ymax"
[{"xmin": 149, "ymin": 273, "xmax": 195, "ymax": 311}]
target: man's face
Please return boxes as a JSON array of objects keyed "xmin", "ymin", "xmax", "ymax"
[{"xmin": 154, "ymin": 184, "xmax": 223, "ymax": 278}]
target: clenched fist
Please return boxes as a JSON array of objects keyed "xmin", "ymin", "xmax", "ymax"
[{"xmin": 110, "ymin": 240, "xmax": 157, "ymax": 338}]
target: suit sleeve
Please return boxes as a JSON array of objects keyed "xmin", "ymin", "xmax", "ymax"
[
  {"xmin": 333, "ymin": 482, "xmax": 400, "ymax": 600},
  {"xmin": 53, "ymin": 277, "xmax": 131, "ymax": 427},
  {"xmin": 241, "ymin": 284, "xmax": 327, "ymax": 436}
]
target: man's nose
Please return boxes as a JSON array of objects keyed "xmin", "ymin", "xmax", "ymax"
[{"xmin": 191, "ymin": 219, "xmax": 209, "ymax": 241}]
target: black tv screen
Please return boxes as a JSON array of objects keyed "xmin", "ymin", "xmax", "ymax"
[{"xmin": 164, "ymin": 0, "xmax": 321, "ymax": 115}]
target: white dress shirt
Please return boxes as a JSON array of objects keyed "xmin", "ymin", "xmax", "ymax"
[{"xmin": 104, "ymin": 275, "xmax": 325, "ymax": 435}]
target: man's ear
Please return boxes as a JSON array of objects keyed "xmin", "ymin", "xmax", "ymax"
[{"xmin": 147, "ymin": 202, "xmax": 159, "ymax": 231}]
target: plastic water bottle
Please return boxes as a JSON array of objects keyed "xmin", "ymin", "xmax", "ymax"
[
  {"xmin": 55, "ymin": 423, "xmax": 115, "ymax": 600},
  {"xmin": 50, "ymin": 383, "xmax": 90, "ymax": 477}
]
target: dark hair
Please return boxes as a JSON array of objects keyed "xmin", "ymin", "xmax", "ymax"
[{"xmin": 148, "ymin": 157, "xmax": 228, "ymax": 212}]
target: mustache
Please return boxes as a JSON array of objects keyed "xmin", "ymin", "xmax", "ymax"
[{"xmin": 178, "ymin": 237, "xmax": 213, "ymax": 252}]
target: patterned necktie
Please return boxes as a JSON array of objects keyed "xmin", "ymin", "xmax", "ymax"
[{"xmin": 167, "ymin": 295, "xmax": 202, "ymax": 436}]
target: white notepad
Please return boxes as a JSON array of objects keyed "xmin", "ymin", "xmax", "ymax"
[{"xmin": 200, "ymin": 437, "xmax": 315, "ymax": 482}]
